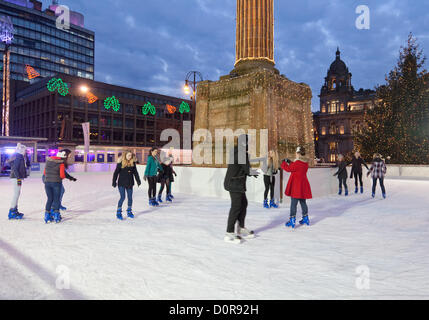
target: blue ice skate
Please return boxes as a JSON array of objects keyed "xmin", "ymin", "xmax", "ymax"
[
  {"xmin": 44, "ymin": 211, "xmax": 54, "ymax": 223},
  {"xmin": 338, "ymin": 188, "xmax": 342, "ymax": 195},
  {"xmin": 285, "ymin": 217, "xmax": 296, "ymax": 229},
  {"xmin": 166, "ymin": 194, "xmax": 173, "ymax": 202},
  {"xmin": 382, "ymin": 193, "xmax": 386, "ymax": 199},
  {"xmin": 127, "ymin": 208, "xmax": 134, "ymax": 219},
  {"xmin": 169, "ymin": 194, "xmax": 174, "ymax": 199},
  {"xmin": 372, "ymin": 192, "xmax": 375, "ymax": 198},
  {"xmin": 53, "ymin": 211, "xmax": 62, "ymax": 223},
  {"xmin": 355, "ymin": 187, "xmax": 358, "ymax": 194},
  {"xmin": 299, "ymin": 215, "xmax": 310, "ymax": 226},
  {"xmin": 59, "ymin": 205, "xmax": 67, "ymax": 211},
  {"xmin": 345, "ymin": 188, "xmax": 349, "ymax": 196},
  {"xmin": 263, "ymin": 199, "xmax": 269, "ymax": 209},
  {"xmin": 116, "ymin": 208, "xmax": 123, "ymax": 220},
  {"xmin": 270, "ymin": 200, "xmax": 278, "ymax": 208},
  {"xmin": 157, "ymin": 195, "xmax": 163, "ymax": 203},
  {"xmin": 361, "ymin": 187, "xmax": 364, "ymax": 194},
  {"xmin": 8, "ymin": 208, "xmax": 23, "ymax": 220}
]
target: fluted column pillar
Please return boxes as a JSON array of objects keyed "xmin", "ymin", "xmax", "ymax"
[{"xmin": 235, "ymin": 0, "xmax": 274, "ymax": 69}]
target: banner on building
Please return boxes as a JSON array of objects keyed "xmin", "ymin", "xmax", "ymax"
[{"xmin": 82, "ymin": 122, "xmax": 90, "ymax": 154}]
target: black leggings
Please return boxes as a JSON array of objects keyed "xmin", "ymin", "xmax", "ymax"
[
  {"xmin": 147, "ymin": 176, "xmax": 157, "ymax": 199},
  {"xmin": 372, "ymin": 178, "xmax": 386, "ymax": 194},
  {"xmin": 353, "ymin": 172, "xmax": 363, "ymax": 187},
  {"xmin": 338, "ymin": 177, "xmax": 348, "ymax": 190},
  {"xmin": 159, "ymin": 178, "xmax": 171, "ymax": 196},
  {"xmin": 227, "ymin": 192, "xmax": 248, "ymax": 233},
  {"xmin": 264, "ymin": 175, "xmax": 275, "ymax": 200}
]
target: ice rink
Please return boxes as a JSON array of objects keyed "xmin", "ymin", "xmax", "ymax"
[{"xmin": 0, "ymin": 173, "xmax": 428, "ymax": 299}]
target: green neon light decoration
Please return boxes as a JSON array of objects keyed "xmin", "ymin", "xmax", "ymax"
[
  {"xmin": 104, "ymin": 96, "xmax": 120, "ymax": 112},
  {"xmin": 142, "ymin": 101, "xmax": 156, "ymax": 115},
  {"xmin": 47, "ymin": 77, "xmax": 69, "ymax": 96},
  {"xmin": 179, "ymin": 101, "xmax": 190, "ymax": 114}
]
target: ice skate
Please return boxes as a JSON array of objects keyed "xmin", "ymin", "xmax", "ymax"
[
  {"xmin": 360, "ymin": 187, "xmax": 364, "ymax": 194},
  {"xmin": 116, "ymin": 208, "xmax": 123, "ymax": 220},
  {"xmin": 338, "ymin": 188, "xmax": 342, "ymax": 195},
  {"xmin": 157, "ymin": 195, "xmax": 163, "ymax": 203},
  {"xmin": 224, "ymin": 233, "xmax": 242, "ymax": 244},
  {"xmin": 285, "ymin": 217, "xmax": 296, "ymax": 229},
  {"xmin": 372, "ymin": 192, "xmax": 375, "ymax": 198},
  {"xmin": 166, "ymin": 194, "xmax": 173, "ymax": 202},
  {"xmin": 44, "ymin": 211, "xmax": 54, "ymax": 224},
  {"xmin": 345, "ymin": 188, "xmax": 349, "ymax": 196},
  {"xmin": 169, "ymin": 194, "xmax": 174, "ymax": 199},
  {"xmin": 299, "ymin": 215, "xmax": 310, "ymax": 226},
  {"xmin": 263, "ymin": 199, "xmax": 269, "ymax": 209},
  {"xmin": 59, "ymin": 205, "xmax": 67, "ymax": 211},
  {"xmin": 53, "ymin": 211, "xmax": 62, "ymax": 223},
  {"xmin": 355, "ymin": 187, "xmax": 358, "ymax": 194},
  {"xmin": 238, "ymin": 227, "xmax": 255, "ymax": 239},
  {"xmin": 127, "ymin": 208, "xmax": 134, "ymax": 218},
  {"xmin": 382, "ymin": 193, "xmax": 386, "ymax": 199},
  {"xmin": 8, "ymin": 208, "xmax": 23, "ymax": 220},
  {"xmin": 270, "ymin": 200, "xmax": 279, "ymax": 208}
]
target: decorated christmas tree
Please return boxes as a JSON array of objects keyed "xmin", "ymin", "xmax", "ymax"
[{"xmin": 355, "ymin": 34, "xmax": 429, "ymax": 164}]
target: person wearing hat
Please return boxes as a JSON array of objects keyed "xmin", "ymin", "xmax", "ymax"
[
  {"xmin": 144, "ymin": 147, "xmax": 163, "ymax": 206},
  {"xmin": 7, "ymin": 143, "xmax": 28, "ymax": 220},
  {"xmin": 43, "ymin": 150, "xmax": 70, "ymax": 223},
  {"xmin": 223, "ymin": 134, "xmax": 259, "ymax": 244},
  {"xmin": 281, "ymin": 146, "xmax": 313, "ymax": 229}
]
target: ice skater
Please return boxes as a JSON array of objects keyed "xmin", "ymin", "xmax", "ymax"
[
  {"xmin": 144, "ymin": 147, "xmax": 163, "ymax": 206},
  {"xmin": 112, "ymin": 150, "xmax": 141, "ymax": 220},
  {"xmin": 350, "ymin": 151, "xmax": 369, "ymax": 194},
  {"xmin": 333, "ymin": 154, "xmax": 350, "ymax": 196},
  {"xmin": 367, "ymin": 153, "xmax": 387, "ymax": 199},
  {"xmin": 157, "ymin": 152, "xmax": 176, "ymax": 203},
  {"xmin": 43, "ymin": 149, "xmax": 77, "ymax": 212},
  {"xmin": 7, "ymin": 143, "xmax": 28, "ymax": 220},
  {"xmin": 261, "ymin": 150, "xmax": 280, "ymax": 209},
  {"xmin": 281, "ymin": 146, "xmax": 312, "ymax": 229},
  {"xmin": 223, "ymin": 134, "xmax": 259, "ymax": 243},
  {"xmin": 43, "ymin": 150, "xmax": 71, "ymax": 223}
]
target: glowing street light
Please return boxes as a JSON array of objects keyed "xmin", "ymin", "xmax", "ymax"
[
  {"xmin": 184, "ymin": 80, "xmax": 190, "ymax": 95},
  {"xmin": 80, "ymin": 85, "xmax": 89, "ymax": 93}
]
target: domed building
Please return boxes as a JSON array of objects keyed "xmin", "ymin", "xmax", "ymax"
[{"xmin": 313, "ymin": 48, "xmax": 377, "ymax": 163}]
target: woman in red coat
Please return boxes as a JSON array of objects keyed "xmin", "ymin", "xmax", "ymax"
[{"xmin": 281, "ymin": 146, "xmax": 312, "ymax": 229}]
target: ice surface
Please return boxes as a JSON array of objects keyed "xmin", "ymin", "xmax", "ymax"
[{"xmin": 0, "ymin": 173, "xmax": 428, "ymax": 299}]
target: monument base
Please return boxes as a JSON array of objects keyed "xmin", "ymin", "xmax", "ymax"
[{"xmin": 194, "ymin": 69, "xmax": 314, "ymax": 167}]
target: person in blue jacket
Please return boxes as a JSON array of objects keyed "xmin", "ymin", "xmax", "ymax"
[
  {"xmin": 7, "ymin": 143, "xmax": 28, "ymax": 220},
  {"xmin": 144, "ymin": 147, "xmax": 163, "ymax": 206}
]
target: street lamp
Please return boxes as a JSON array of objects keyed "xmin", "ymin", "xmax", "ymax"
[
  {"xmin": 80, "ymin": 85, "xmax": 89, "ymax": 94},
  {"xmin": 183, "ymin": 71, "xmax": 203, "ymax": 103},
  {"xmin": 1, "ymin": 15, "xmax": 15, "ymax": 136}
]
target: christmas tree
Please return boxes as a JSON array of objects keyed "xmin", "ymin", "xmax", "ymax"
[{"xmin": 355, "ymin": 33, "xmax": 429, "ymax": 164}]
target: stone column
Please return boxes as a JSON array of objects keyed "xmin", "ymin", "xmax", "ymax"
[{"xmin": 235, "ymin": 0, "xmax": 274, "ymax": 70}]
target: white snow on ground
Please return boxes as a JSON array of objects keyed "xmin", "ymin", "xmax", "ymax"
[{"xmin": 0, "ymin": 173, "xmax": 429, "ymax": 300}]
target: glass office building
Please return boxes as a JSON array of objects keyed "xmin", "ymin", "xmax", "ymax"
[{"xmin": 0, "ymin": 0, "xmax": 94, "ymax": 81}]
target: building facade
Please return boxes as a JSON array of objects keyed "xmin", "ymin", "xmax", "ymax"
[
  {"xmin": 0, "ymin": 0, "xmax": 94, "ymax": 81},
  {"xmin": 11, "ymin": 74, "xmax": 194, "ymax": 162},
  {"xmin": 313, "ymin": 48, "xmax": 376, "ymax": 162}
]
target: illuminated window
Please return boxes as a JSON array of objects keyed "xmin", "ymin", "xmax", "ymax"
[
  {"xmin": 321, "ymin": 105, "xmax": 326, "ymax": 113},
  {"xmin": 340, "ymin": 103, "xmax": 345, "ymax": 112},
  {"xmin": 321, "ymin": 127, "xmax": 326, "ymax": 135},
  {"xmin": 329, "ymin": 122, "xmax": 336, "ymax": 134},
  {"xmin": 340, "ymin": 125, "xmax": 345, "ymax": 135},
  {"xmin": 330, "ymin": 154, "xmax": 336, "ymax": 162}
]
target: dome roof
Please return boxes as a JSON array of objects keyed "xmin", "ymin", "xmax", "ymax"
[{"xmin": 329, "ymin": 48, "xmax": 348, "ymax": 75}]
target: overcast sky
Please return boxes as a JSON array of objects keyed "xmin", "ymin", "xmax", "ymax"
[{"xmin": 41, "ymin": 0, "xmax": 429, "ymax": 111}]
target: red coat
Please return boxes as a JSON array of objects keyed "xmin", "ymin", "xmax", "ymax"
[{"xmin": 281, "ymin": 160, "xmax": 312, "ymax": 199}]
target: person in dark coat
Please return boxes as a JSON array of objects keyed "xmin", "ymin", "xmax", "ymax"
[
  {"xmin": 157, "ymin": 152, "xmax": 176, "ymax": 203},
  {"xmin": 367, "ymin": 153, "xmax": 387, "ymax": 199},
  {"xmin": 333, "ymin": 154, "xmax": 350, "ymax": 196},
  {"xmin": 350, "ymin": 151, "xmax": 369, "ymax": 194},
  {"xmin": 223, "ymin": 134, "xmax": 259, "ymax": 244},
  {"xmin": 44, "ymin": 151, "xmax": 69, "ymax": 223},
  {"xmin": 7, "ymin": 143, "xmax": 28, "ymax": 220},
  {"xmin": 281, "ymin": 146, "xmax": 312, "ymax": 228},
  {"xmin": 112, "ymin": 150, "xmax": 141, "ymax": 220}
]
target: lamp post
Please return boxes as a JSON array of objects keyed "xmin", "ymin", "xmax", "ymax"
[
  {"xmin": 0, "ymin": 15, "xmax": 15, "ymax": 137},
  {"xmin": 184, "ymin": 71, "xmax": 203, "ymax": 110}
]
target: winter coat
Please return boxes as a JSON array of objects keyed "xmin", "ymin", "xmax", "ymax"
[
  {"xmin": 8, "ymin": 153, "xmax": 27, "ymax": 180},
  {"xmin": 112, "ymin": 161, "xmax": 141, "ymax": 188},
  {"xmin": 281, "ymin": 159, "xmax": 313, "ymax": 199},
  {"xmin": 350, "ymin": 157, "xmax": 369, "ymax": 176},
  {"xmin": 260, "ymin": 157, "xmax": 279, "ymax": 177},
  {"xmin": 44, "ymin": 157, "xmax": 66, "ymax": 183},
  {"xmin": 144, "ymin": 155, "xmax": 163, "ymax": 177},
  {"xmin": 224, "ymin": 146, "xmax": 250, "ymax": 193},
  {"xmin": 333, "ymin": 161, "xmax": 349, "ymax": 179},
  {"xmin": 369, "ymin": 158, "xmax": 387, "ymax": 179}
]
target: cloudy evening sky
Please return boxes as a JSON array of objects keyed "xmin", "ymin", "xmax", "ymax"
[{"xmin": 41, "ymin": 0, "xmax": 429, "ymax": 111}]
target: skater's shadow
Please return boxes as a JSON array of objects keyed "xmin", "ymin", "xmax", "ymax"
[
  {"xmin": 310, "ymin": 197, "xmax": 374, "ymax": 226},
  {"xmin": 134, "ymin": 210, "xmax": 152, "ymax": 218},
  {"xmin": 254, "ymin": 214, "xmax": 287, "ymax": 234}
]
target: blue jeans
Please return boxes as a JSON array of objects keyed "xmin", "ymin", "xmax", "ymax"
[
  {"xmin": 45, "ymin": 182, "xmax": 62, "ymax": 212},
  {"xmin": 118, "ymin": 186, "xmax": 133, "ymax": 209},
  {"xmin": 59, "ymin": 183, "xmax": 65, "ymax": 205},
  {"xmin": 290, "ymin": 198, "xmax": 308, "ymax": 218}
]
